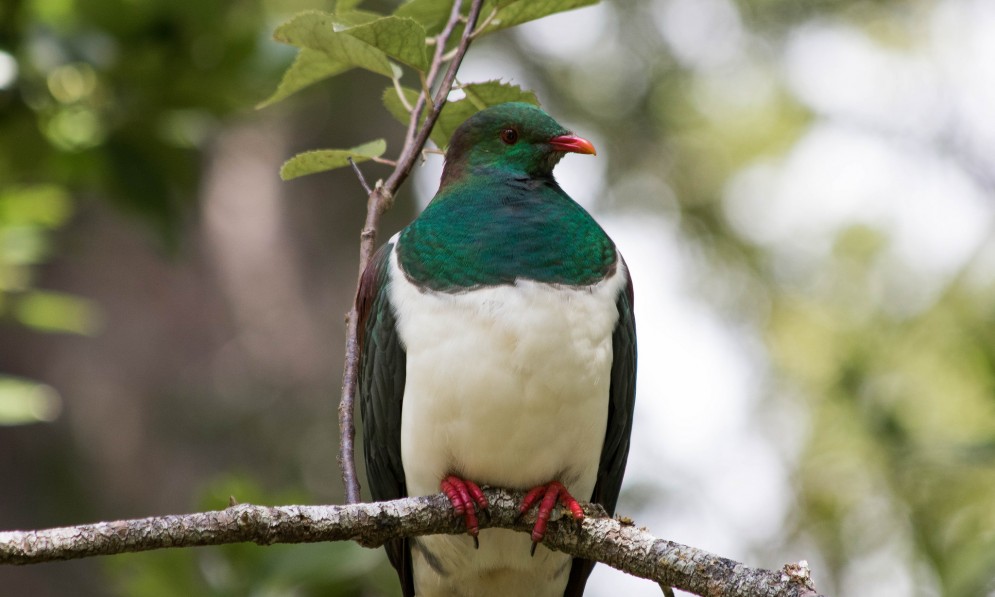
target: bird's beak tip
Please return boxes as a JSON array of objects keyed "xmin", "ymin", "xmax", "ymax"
[{"xmin": 549, "ymin": 134, "xmax": 597, "ymax": 156}]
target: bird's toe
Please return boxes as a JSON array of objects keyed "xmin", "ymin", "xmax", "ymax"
[
  {"xmin": 519, "ymin": 480, "xmax": 585, "ymax": 549},
  {"xmin": 440, "ymin": 475, "xmax": 488, "ymax": 539}
]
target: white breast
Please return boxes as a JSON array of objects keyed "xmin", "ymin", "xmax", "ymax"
[{"xmin": 387, "ymin": 236, "xmax": 627, "ymax": 597}]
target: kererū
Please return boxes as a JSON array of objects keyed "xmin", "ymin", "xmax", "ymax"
[{"xmin": 357, "ymin": 102, "xmax": 636, "ymax": 597}]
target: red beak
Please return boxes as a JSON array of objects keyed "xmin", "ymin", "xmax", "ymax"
[{"xmin": 549, "ymin": 134, "xmax": 597, "ymax": 156}]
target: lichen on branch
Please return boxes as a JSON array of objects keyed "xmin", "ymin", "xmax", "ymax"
[{"xmin": 0, "ymin": 488, "xmax": 824, "ymax": 597}]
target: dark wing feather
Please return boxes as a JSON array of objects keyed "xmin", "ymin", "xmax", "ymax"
[
  {"xmin": 565, "ymin": 265, "xmax": 637, "ymax": 597},
  {"xmin": 357, "ymin": 242, "xmax": 413, "ymax": 596}
]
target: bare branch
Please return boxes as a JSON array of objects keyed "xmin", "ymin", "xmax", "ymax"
[
  {"xmin": 337, "ymin": 0, "xmax": 486, "ymax": 505},
  {"xmin": 0, "ymin": 489, "xmax": 825, "ymax": 597},
  {"xmin": 347, "ymin": 158, "xmax": 373, "ymax": 196}
]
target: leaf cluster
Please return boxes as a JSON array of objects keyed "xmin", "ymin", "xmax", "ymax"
[{"xmin": 264, "ymin": 0, "xmax": 592, "ymax": 180}]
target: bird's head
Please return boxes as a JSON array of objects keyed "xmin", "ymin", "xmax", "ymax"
[{"xmin": 441, "ymin": 102, "xmax": 596, "ymax": 184}]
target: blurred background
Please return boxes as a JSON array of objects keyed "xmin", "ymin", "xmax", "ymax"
[{"xmin": 1, "ymin": 0, "xmax": 994, "ymax": 595}]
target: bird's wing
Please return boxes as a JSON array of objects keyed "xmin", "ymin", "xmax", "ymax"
[
  {"xmin": 357, "ymin": 241, "xmax": 413, "ymax": 596},
  {"xmin": 565, "ymin": 263, "xmax": 637, "ymax": 596}
]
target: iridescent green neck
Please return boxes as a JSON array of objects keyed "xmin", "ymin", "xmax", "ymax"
[{"xmin": 398, "ymin": 168, "xmax": 616, "ymax": 291}]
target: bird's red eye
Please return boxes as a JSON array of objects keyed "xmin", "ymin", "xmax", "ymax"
[{"xmin": 500, "ymin": 128, "xmax": 518, "ymax": 145}]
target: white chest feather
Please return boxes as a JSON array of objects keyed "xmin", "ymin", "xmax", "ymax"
[{"xmin": 387, "ymin": 242, "xmax": 627, "ymax": 597}]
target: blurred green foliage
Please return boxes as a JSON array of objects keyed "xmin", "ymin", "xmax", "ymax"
[
  {"xmin": 779, "ymin": 231, "xmax": 995, "ymax": 596},
  {"xmin": 0, "ymin": 183, "xmax": 96, "ymax": 423},
  {"xmin": 0, "ymin": 184, "xmax": 98, "ymax": 336},
  {"xmin": 0, "ymin": 0, "xmax": 290, "ymax": 424},
  {"xmin": 0, "ymin": 375, "xmax": 61, "ymax": 425},
  {"xmin": 0, "ymin": 0, "xmax": 283, "ymax": 242}
]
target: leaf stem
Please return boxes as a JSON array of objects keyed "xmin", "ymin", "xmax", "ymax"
[
  {"xmin": 470, "ymin": 6, "xmax": 499, "ymax": 38},
  {"xmin": 392, "ymin": 76, "xmax": 414, "ymax": 113}
]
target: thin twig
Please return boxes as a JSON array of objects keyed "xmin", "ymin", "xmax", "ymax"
[
  {"xmin": 400, "ymin": 0, "xmax": 485, "ymax": 189},
  {"xmin": 395, "ymin": 0, "xmax": 466, "ymax": 168},
  {"xmin": 347, "ymin": 158, "xmax": 373, "ymax": 196},
  {"xmin": 0, "ymin": 489, "xmax": 826, "ymax": 597},
  {"xmin": 337, "ymin": 0, "xmax": 485, "ymax": 505}
]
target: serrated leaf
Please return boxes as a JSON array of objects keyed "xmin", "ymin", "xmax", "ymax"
[
  {"xmin": 258, "ymin": 48, "xmax": 352, "ymax": 108},
  {"xmin": 394, "ymin": 0, "xmax": 454, "ymax": 34},
  {"xmin": 280, "ymin": 140, "xmax": 387, "ymax": 180},
  {"xmin": 433, "ymin": 81, "xmax": 540, "ymax": 147},
  {"xmin": 273, "ymin": 11, "xmax": 393, "ymax": 78},
  {"xmin": 481, "ymin": 0, "xmax": 600, "ymax": 35},
  {"xmin": 344, "ymin": 17, "xmax": 429, "ymax": 71},
  {"xmin": 400, "ymin": 0, "xmax": 598, "ymax": 43},
  {"xmin": 382, "ymin": 81, "xmax": 539, "ymax": 149},
  {"xmin": 462, "ymin": 80, "xmax": 539, "ymax": 106},
  {"xmin": 332, "ymin": 9, "xmax": 384, "ymax": 27}
]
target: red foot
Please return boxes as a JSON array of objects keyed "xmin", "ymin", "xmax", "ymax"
[
  {"xmin": 519, "ymin": 481, "xmax": 585, "ymax": 550},
  {"xmin": 440, "ymin": 475, "xmax": 489, "ymax": 541}
]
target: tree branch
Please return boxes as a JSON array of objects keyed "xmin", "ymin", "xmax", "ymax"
[
  {"xmin": 0, "ymin": 489, "xmax": 824, "ymax": 597},
  {"xmin": 338, "ymin": 0, "xmax": 485, "ymax": 505},
  {"xmin": 347, "ymin": 157, "xmax": 373, "ymax": 196}
]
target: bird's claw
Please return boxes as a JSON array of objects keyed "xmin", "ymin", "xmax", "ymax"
[
  {"xmin": 519, "ymin": 481, "xmax": 585, "ymax": 553},
  {"xmin": 440, "ymin": 475, "xmax": 489, "ymax": 543}
]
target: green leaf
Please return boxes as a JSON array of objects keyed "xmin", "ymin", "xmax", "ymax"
[
  {"xmin": 382, "ymin": 81, "xmax": 538, "ymax": 148},
  {"xmin": 396, "ymin": 0, "xmax": 599, "ymax": 40},
  {"xmin": 257, "ymin": 48, "xmax": 352, "ymax": 109},
  {"xmin": 381, "ymin": 85, "xmax": 423, "ymax": 125},
  {"xmin": 331, "ymin": 9, "xmax": 383, "ymax": 28},
  {"xmin": 381, "ymin": 85, "xmax": 453, "ymax": 147},
  {"xmin": 0, "ymin": 377, "xmax": 61, "ymax": 425},
  {"xmin": 394, "ymin": 0, "xmax": 454, "ymax": 34},
  {"xmin": 273, "ymin": 11, "xmax": 394, "ymax": 78},
  {"xmin": 432, "ymin": 104, "xmax": 473, "ymax": 148},
  {"xmin": 462, "ymin": 80, "xmax": 540, "ymax": 106},
  {"xmin": 343, "ymin": 16, "xmax": 429, "ymax": 71},
  {"xmin": 434, "ymin": 81, "xmax": 539, "ymax": 147},
  {"xmin": 280, "ymin": 139, "xmax": 387, "ymax": 180},
  {"xmin": 335, "ymin": 0, "xmax": 366, "ymax": 11},
  {"xmin": 481, "ymin": 0, "xmax": 600, "ymax": 34}
]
